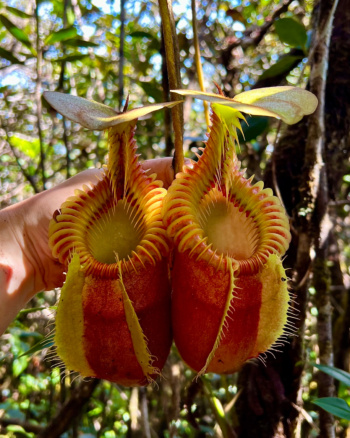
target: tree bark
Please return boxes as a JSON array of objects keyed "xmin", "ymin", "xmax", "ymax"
[
  {"xmin": 36, "ymin": 379, "xmax": 99, "ymax": 438},
  {"xmin": 234, "ymin": 0, "xmax": 350, "ymax": 435}
]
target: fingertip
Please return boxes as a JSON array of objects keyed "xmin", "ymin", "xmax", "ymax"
[
  {"xmin": 183, "ymin": 157, "xmax": 194, "ymax": 169},
  {"xmin": 142, "ymin": 157, "xmax": 195, "ymax": 189},
  {"xmin": 141, "ymin": 157, "xmax": 174, "ymax": 189}
]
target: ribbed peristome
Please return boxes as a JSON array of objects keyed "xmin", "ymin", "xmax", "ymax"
[
  {"xmin": 49, "ymin": 120, "xmax": 169, "ymax": 277},
  {"xmin": 163, "ymin": 104, "xmax": 291, "ymax": 274}
]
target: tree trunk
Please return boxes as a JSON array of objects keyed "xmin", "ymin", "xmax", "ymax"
[{"xmin": 235, "ymin": 0, "xmax": 350, "ymax": 435}]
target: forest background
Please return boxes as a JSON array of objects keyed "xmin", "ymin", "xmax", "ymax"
[{"xmin": 0, "ymin": 0, "xmax": 349, "ymax": 437}]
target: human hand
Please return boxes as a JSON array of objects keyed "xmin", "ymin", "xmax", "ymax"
[{"xmin": 0, "ymin": 157, "xmax": 179, "ymax": 334}]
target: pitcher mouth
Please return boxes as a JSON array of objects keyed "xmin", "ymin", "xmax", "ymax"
[
  {"xmin": 49, "ymin": 171, "xmax": 169, "ymax": 278},
  {"xmin": 86, "ymin": 198, "xmax": 144, "ymax": 265},
  {"xmin": 163, "ymin": 170, "xmax": 291, "ymax": 276},
  {"xmin": 163, "ymin": 109, "xmax": 291, "ymax": 276},
  {"xmin": 199, "ymin": 188, "xmax": 259, "ymax": 261},
  {"xmin": 196, "ymin": 183, "xmax": 291, "ymax": 274}
]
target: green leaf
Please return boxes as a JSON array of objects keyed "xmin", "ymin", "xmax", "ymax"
[
  {"xmin": 12, "ymin": 356, "xmax": 29, "ymax": 377},
  {"xmin": 0, "ymin": 46, "xmax": 24, "ymax": 64},
  {"xmin": 0, "ymin": 14, "xmax": 36, "ymax": 55},
  {"xmin": 51, "ymin": 54, "xmax": 89, "ymax": 63},
  {"xmin": 17, "ymin": 335, "xmax": 54, "ymax": 359},
  {"xmin": 129, "ymin": 31, "xmax": 159, "ymax": 51},
  {"xmin": 63, "ymin": 38, "xmax": 99, "ymax": 48},
  {"xmin": 6, "ymin": 425, "xmax": 25, "ymax": 432},
  {"xmin": 18, "ymin": 331, "xmax": 42, "ymax": 340},
  {"xmin": 259, "ymin": 55, "xmax": 303, "ymax": 80},
  {"xmin": 87, "ymin": 404, "xmax": 104, "ymax": 417},
  {"xmin": 129, "ymin": 31, "xmax": 157, "ymax": 40},
  {"xmin": 313, "ymin": 397, "xmax": 350, "ymax": 421},
  {"xmin": 313, "ymin": 363, "xmax": 350, "ymax": 387},
  {"xmin": 139, "ymin": 80, "xmax": 163, "ymax": 103},
  {"xmin": 6, "ymin": 424, "xmax": 34, "ymax": 437},
  {"xmin": 10, "ymin": 135, "xmax": 40, "ymax": 160},
  {"xmin": 5, "ymin": 408, "xmax": 25, "ymax": 421},
  {"xmin": 66, "ymin": 6, "xmax": 75, "ymax": 26},
  {"xmin": 5, "ymin": 6, "xmax": 32, "ymax": 19},
  {"xmin": 238, "ymin": 116, "xmax": 269, "ymax": 143},
  {"xmin": 18, "ymin": 306, "xmax": 55, "ymax": 316},
  {"xmin": 275, "ymin": 17, "xmax": 307, "ymax": 48},
  {"xmin": 44, "ymin": 26, "xmax": 77, "ymax": 45}
]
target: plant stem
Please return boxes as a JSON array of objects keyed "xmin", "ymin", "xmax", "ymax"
[
  {"xmin": 6, "ymin": 136, "xmax": 40, "ymax": 194},
  {"xmin": 139, "ymin": 387, "xmax": 151, "ymax": 438},
  {"xmin": 118, "ymin": 0, "xmax": 126, "ymax": 112},
  {"xmin": 158, "ymin": 0, "xmax": 184, "ymax": 175},
  {"xmin": 202, "ymin": 378, "xmax": 236, "ymax": 438},
  {"xmin": 191, "ymin": 0, "xmax": 210, "ymax": 128},
  {"xmin": 36, "ymin": 380, "xmax": 99, "ymax": 438},
  {"xmin": 161, "ymin": 31, "xmax": 174, "ymax": 157}
]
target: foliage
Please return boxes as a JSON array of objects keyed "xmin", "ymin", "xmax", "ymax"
[
  {"xmin": 312, "ymin": 364, "xmax": 350, "ymax": 421},
  {"xmin": 0, "ymin": 0, "xmax": 349, "ymax": 437}
]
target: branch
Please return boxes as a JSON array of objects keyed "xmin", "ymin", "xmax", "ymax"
[
  {"xmin": 0, "ymin": 418, "xmax": 43, "ymax": 434},
  {"xmin": 253, "ymin": 48, "xmax": 305, "ymax": 89},
  {"xmin": 139, "ymin": 388, "xmax": 151, "ymax": 438},
  {"xmin": 3, "ymin": 135, "xmax": 40, "ymax": 194},
  {"xmin": 36, "ymin": 379, "xmax": 99, "ymax": 438},
  {"xmin": 0, "ymin": 182, "xmax": 26, "ymax": 204},
  {"xmin": 160, "ymin": 31, "xmax": 174, "ymax": 157},
  {"xmin": 158, "ymin": 0, "xmax": 184, "ymax": 174},
  {"xmin": 220, "ymin": 0, "xmax": 294, "ymax": 59},
  {"xmin": 202, "ymin": 378, "xmax": 237, "ymax": 438}
]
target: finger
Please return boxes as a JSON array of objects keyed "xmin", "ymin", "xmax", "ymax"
[
  {"xmin": 141, "ymin": 157, "xmax": 174, "ymax": 189},
  {"xmin": 27, "ymin": 168, "xmax": 104, "ymax": 221},
  {"xmin": 32, "ymin": 157, "xmax": 193, "ymax": 226},
  {"xmin": 142, "ymin": 157, "xmax": 194, "ymax": 189}
]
